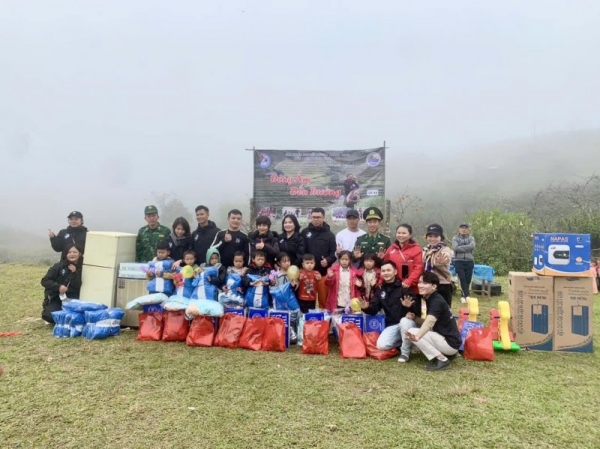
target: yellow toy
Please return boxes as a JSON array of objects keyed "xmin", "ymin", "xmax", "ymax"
[
  {"xmin": 498, "ymin": 301, "xmax": 512, "ymax": 350},
  {"xmin": 349, "ymin": 298, "xmax": 362, "ymax": 314},
  {"xmin": 467, "ymin": 297, "xmax": 479, "ymax": 322},
  {"xmin": 287, "ymin": 265, "xmax": 299, "ymax": 281},
  {"xmin": 181, "ymin": 265, "xmax": 195, "ymax": 279}
]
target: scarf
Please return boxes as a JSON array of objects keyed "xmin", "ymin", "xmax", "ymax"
[{"xmin": 424, "ymin": 242, "xmax": 446, "ymax": 272}]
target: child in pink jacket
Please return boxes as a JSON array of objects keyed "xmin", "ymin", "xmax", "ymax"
[{"xmin": 325, "ymin": 251, "xmax": 361, "ymax": 312}]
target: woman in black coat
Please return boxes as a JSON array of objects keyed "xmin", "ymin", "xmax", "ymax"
[
  {"xmin": 48, "ymin": 211, "xmax": 88, "ymax": 260},
  {"xmin": 163, "ymin": 217, "xmax": 193, "ymax": 264},
  {"xmin": 277, "ymin": 214, "xmax": 305, "ymax": 267},
  {"xmin": 41, "ymin": 244, "xmax": 83, "ymax": 324}
]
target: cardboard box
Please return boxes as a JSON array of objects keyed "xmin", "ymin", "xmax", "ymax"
[
  {"xmin": 553, "ymin": 277, "xmax": 594, "ymax": 353},
  {"xmin": 533, "ymin": 233, "xmax": 591, "ymax": 276},
  {"xmin": 508, "ymin": 272, "xmax": 554, "ymax": 351},
  {"xmin": 364, "ymin": 314, "xmax": 386, "ymax": 334},
  {"xmin": 114, "ymin": 278, "xmax": 147, "ymax": 327},
  {"xmin": 341, "ymin": 314, "xmax": 365, "ymax": 333},
  {"xmin": 225, "ymin": 307, "xmax": 246, "ymax": 317},
  {"xmin": 118, "ymin": 262, "xmax": 149, "ymax": 279},
  {"xmin": 304, "ymin": 311, "xmax": 325, "ymax": 322},
  {"xmin": 269, "ymin": 310, "xmax": 291, "ymax": 348},
  {"xmin": 247, "ymin": 308, "xmax": 268, "ymax": 319},
  {"xmin": 142, "ymin": 304, "xmax": 164, "ymax": 313}
]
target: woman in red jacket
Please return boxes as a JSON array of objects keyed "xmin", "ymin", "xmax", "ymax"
[{"xmin": 384, "ymin": 224, "xmax": 423, "ymax": 294}]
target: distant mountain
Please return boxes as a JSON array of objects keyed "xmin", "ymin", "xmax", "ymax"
[{"xmin": 395, "ymin": 129, "xmax": 600, "ymax": 198}]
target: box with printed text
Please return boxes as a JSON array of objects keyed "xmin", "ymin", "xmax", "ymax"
[
  {"xmin": 533, "ymin": 233, "xmax": 591, "ymax": 276},
  {"xmin": 553, "ymin": 277, "xmax": 594, "ymax": 353}
]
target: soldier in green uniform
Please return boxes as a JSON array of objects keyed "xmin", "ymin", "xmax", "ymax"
[
  {"xmin": 136, "ymin": 205, "xmax": 171, "ymax": 262},
  {"xmin": 354, "ymin": 207, "xmax": 390, "ymax": 264}
]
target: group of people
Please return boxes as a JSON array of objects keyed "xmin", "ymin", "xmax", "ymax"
[{"xmin": 42, "ymin": 204, "xmax": 478, "ymax": 371}]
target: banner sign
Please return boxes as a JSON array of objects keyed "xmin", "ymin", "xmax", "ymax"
[{"xmin": 253, "ymin": 148, "xmax": 385, "ymax": 229}]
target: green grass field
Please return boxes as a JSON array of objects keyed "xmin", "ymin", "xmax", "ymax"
[{"xmin": 1, "ymin": 264, "xmax": 599, "ymax": 448}]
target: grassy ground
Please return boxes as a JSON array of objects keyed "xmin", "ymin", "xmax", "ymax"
[{"xmin": 1, "ymin": 264, "xmax": 599, "ymax": 448}]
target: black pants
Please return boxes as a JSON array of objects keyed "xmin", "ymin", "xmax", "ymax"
[
  {"xmin": 42, "ymin": 296, "xmax": 63, "ymax": 324},
  {"xmin": 437, "ymin": 284, "xmax": 453, "ymax": 308},
  {"xmin": 454, "ymin": 260, "xmax": 474, "ymax": 298},
  {"xmin": 298, "ymin": 299, "xmax": 316, "ymax": 314}
]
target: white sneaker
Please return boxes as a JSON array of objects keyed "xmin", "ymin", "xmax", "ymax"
[
  {"xmin": 460, "ymin": 297, "xmax": 467, "ymax": 304},
  {"xmin": 398, "ymin": 354, "xmax": 409, "ymax": 363}
]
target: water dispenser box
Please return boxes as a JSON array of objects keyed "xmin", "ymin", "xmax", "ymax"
[
  {"xmin": 533, "ymin": 233, "xmax": 591, "ymax": 276},
  {"xmin": 553, "ymin": 277, "xmax": 594, "ymax": 353},
  {"xmin": 508, "ymin": 272, "xmax": 554, "ymax": 351}
]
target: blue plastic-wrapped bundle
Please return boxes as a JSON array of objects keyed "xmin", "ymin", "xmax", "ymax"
[
  {"xmin": 146, "ymin": 260, "xmax": 175, "ymax": 294},
  {"xmin": 63, "ymin": 300, "xmax": 108, "ymax": 313},
  {"xmin": 190, "ymin": 267, "xmax": 218, "ymax": 300},
  {"xmin": 270, "ymin": 282, "xmax": 300, "ymax": 311},
  {"xmin": 107, "ymin": 308, "xmax": 125, "ymax": 336},
  {"xmin": 245, "ymin": 275, "xmax": 270, "ymax": 309},
  {"xmin": 64, "ymin": 311, "xmax": 85, "ymax": 338},
  {"xmin": 83, "ymin": 307, "xmax": 125, "ymax": 339},
  {"xmin": 163, "ymin": 295, "xmax": 190, "ymax": 311},
  {"xmin": 51, "ymin": 310, "xmax": 69, "ymax": 338}
]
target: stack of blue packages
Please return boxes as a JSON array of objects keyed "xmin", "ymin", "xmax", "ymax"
[
  {"xmin": 83, "ymin": 308, "xmax": 125, "ymax": 339},
  {"xmin": 51, "ymin": 310, "xmax": 69, "ymax": 338}
]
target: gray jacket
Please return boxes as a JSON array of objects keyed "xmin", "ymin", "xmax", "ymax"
[{"xmin": 452, "ymin": 235, "xmax": 475, "ymax": 261}]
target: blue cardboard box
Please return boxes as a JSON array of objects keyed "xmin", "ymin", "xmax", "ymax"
[
  {"xmin": 247, "ymin": 307, "xmax": 268, "ymax": 319},
  {"xmin": 533, "ymin": 233, "xmax": 591, "ymax": 276},
  {"xmin": 304, "ymin": 311, "xmax": 325, "ymax": 322},
  {"xmin": 225, "ymin": 307, "xmax": 246, "ymax": 317},
  {"xmin": 341, "ymin": 314, "xmax": 365, "ymax": 333},
  {"xmin": 143, "ymin": 304, "xmax": 164, "ymax": 313},
  {"xmin": 364, "ymin": 314, "xmax": 386, "ymax": 334},
  {"xmin": 268, "ymin": 310, "xmax": 291, "ymax": 348}
]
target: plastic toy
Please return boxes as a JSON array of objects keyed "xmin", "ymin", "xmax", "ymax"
[
  {"xmin": 467, "ymin": 297, "xmax": 479, "ymax": 322},
  {"xmin": 457, "ymin": 308, "xmax": 469, "ymax": 332},
  {"xmin": 490, "ymin": 301, "xmax": 521, "ymax": 351},
  {"xmin": 349, "ymin": 298, "xmax": 362, "ymax": 314}
]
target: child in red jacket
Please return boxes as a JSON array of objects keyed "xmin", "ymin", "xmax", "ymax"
[{"xmin": 325, "ymin": 251, "xmax": 361, "ymax": 312}]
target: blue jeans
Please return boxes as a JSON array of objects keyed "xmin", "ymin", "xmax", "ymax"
[
  {"xmin": 454, "ymin": 260, "xmax": 474, "ymax": 297},
  {"xmin": 376, "ymin": 318, "xmax": 417, "ymax": 357}
]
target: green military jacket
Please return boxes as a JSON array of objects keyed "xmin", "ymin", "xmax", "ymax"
[
  {"xmin": 136, "ymin": 224, "xmax": 171, "ymax": 262},
  {"xmin": 355, "ymin": 232, "xmax": 391, "ymax": 255}
]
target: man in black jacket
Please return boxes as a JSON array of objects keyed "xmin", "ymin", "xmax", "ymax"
[
  {"xmin": 360, "ymin": 260, "xmax": 419, "ymax": 357},
  {"xmin": 301, "ymin": 207, "xmax": 337, "ymax": 308},
  {"xmin": 210, "ymin": 209, "xmax": 250, "ymax": 268},
  {"xmin": 191, "ymin": 205, "xmax": 220, "ymax": 266}
]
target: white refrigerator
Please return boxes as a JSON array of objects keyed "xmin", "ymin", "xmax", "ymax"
[{"xmin": 80, "ymin": 232, "xmax": 137, "ymax": 307}]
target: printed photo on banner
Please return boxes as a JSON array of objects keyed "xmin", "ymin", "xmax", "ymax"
[{"xmin": 253, "ymin": 148, "xmax": 386, "ymax": 231}]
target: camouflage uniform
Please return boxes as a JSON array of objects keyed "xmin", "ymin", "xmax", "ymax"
[
  {"xmin": 355, "ymin": 207, "xmax": 390, "ymax": 255},
  {"xmin": 136, "ymin": 224, "xmax": 171, "ymax": 262},
  {"xmin": 355, "ymin": 232, "xmax": 391, "ymax": 254}
]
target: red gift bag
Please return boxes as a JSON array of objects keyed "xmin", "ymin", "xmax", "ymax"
[
  {"xmin": 137, "ymin": 312, "xmax": 164, "ymax": 341},
  {"xmin": 186, "ymin": 316, "xmax": 215, "ymax": 347},
  {"xmin": 338, "ymin": 322, "xmax": 367, "ymax": 359},
  {"xmin": 464, "ymin": 327, "xmax": 495, "ymax": 362},
  {"xmin": 214, "ymin": 314, "xmax": 246, "ymax": 349},
  {"xmin": 238, "ymin": 317, "xmax": 266, "ymax": 351},
  {"xmin": 302, "ymin": 320, "xmax": 329, "ymax": 355},
  {"xmin": 261, "ymin": 317, "xmax": 286, "ymax": 352},
  {"xmin": 363, "ymin": 331, "xmax": 398, "ymax": 360},
  {"xmin": 162, "ymin": 310, "xmax": 190, "ymax": 342}
]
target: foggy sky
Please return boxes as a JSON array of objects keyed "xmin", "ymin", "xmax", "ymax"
[{"xmin": 2, "ymin": 1, "xmax": 600, "ymax": 235}]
